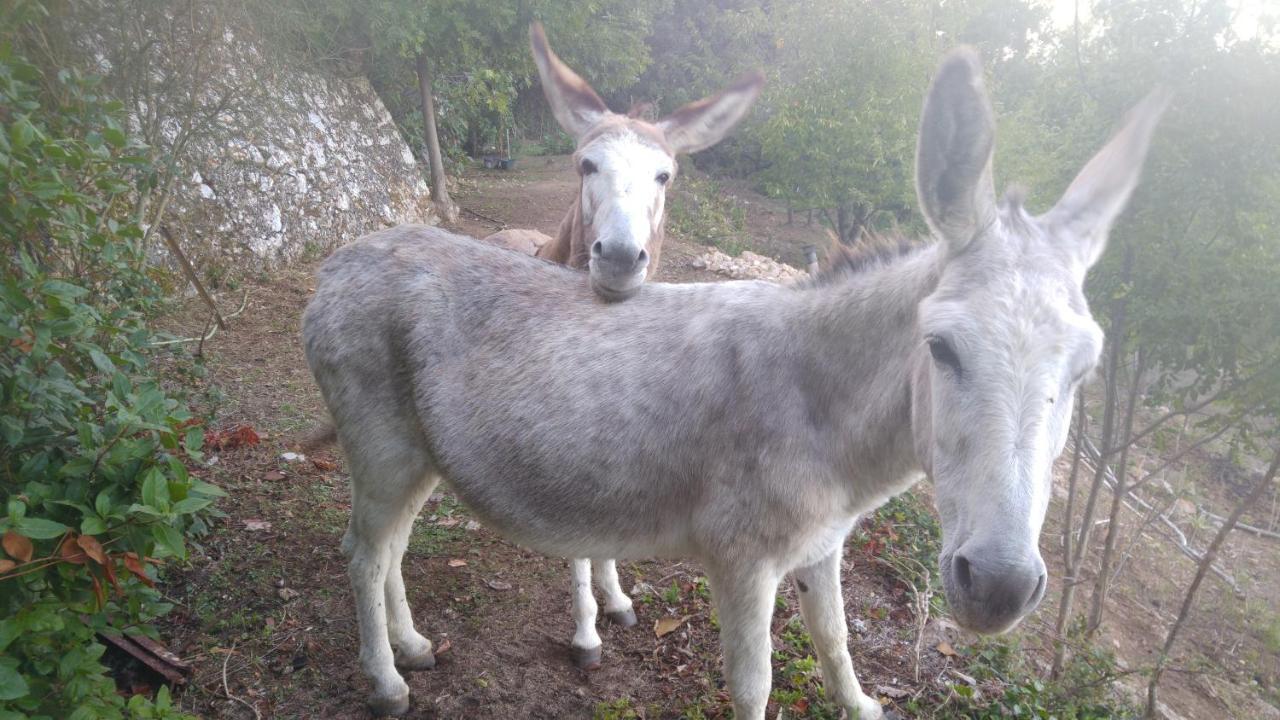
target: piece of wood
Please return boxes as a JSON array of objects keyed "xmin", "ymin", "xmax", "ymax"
[{"xmin": 159, "ymin": 225, "xmax": 225, "ymax": 330}]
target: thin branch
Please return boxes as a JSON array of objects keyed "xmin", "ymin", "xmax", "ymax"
[{"xmin": 1145, "ymin": 446, "xmax": 1280, "ymax": 718}]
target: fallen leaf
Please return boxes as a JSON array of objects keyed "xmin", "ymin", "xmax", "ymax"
[
  {"xmin": 791, "ymin": 697, "xmax": 809, "ymax": 713},
  {"xmin": 485, "ymin": 579, "xmax": 512, "ymax": 591},
  {"xmin": 435, "ymin": 638, "xmax": 452, "ymax": 655},
  {"xmin": 3, "ymin": 530, "xmax": 32, "ymax": 563},
  {"xmin": 77, "ymin": 534, "xmax": 108, "ymax": 565},
  {"xmin": 277, "ymin": 587, "xmax": 301, "ymax": 602},
  {"xmin": 447, "ymin": 558, "xmax": 467, "ymax": 568},
  {"xmin": 244, "ymin": 520, "xmax": 272, "ymax": 531},
  {"xmin": 263, "ymin": 470, "xmax": 286, "ymax": 481},
  {"xmin": 654, "ymin": 616, "xmax": 685, "ymax": 638},
  {"xmin": 207, "ymin": 424, "xmax": 260, "ymax": 451},
  {"xmin": 124, "ymin": 553, "xmax": 155, "ymax": 587},
  {"xmin": 876, "ymin": 684, "xmax": 911, "ymax": 699},
  {"xmin": 935, "ymin": 640, "xmax": 958, "ymax": 658},
  {"xmin": 948, "ymin": 668, "xmax": 977, "ymax": 686},
  {"xmin": 311, "ymin": 457, "xmax": 337, "ymax": 472},
  {"xmin": 0, "ymin": 559, "xmax": 15, "ymax": 573},
  {"xmin": 436, "ymin": 517, "xmax": 461, "ymax": 528}
]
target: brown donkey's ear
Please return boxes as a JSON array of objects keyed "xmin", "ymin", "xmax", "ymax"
[
  {"xmin": 530, "ymin": 21, "xmax": 608, "ymax": 139},
  {"xmin": 657, "ymin": 71, "xmax": 765, "ymax": 155},
  {"xmin": 915, "ymin": 47, "xmax": 997, "ymax": 251},
  {"xmin": 1042, "ymin": 88, "xmax": 1171, "ymax": 268}
]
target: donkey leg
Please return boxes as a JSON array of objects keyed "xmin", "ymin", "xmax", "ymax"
[
  {"xmin": 594, "ymin": 559, "xmax": 636, "ymax": 627},
  {"xmin": 384, "ymin": 475, "xmax": 441, "ymax": 672},
  {"xmin": 707, "ymin": 565, "xmax": 781, "ymax": 720},
  {"xmin": 570, "ymin": 558, "xmax": 603, "ymax": 668},
  {"xmin": 792, "ymin": 546, "xmax": 884, "ymax": 720},
  {"xmin": 345, "ymin": 488, "xmax": 410, "ymax": 716}
]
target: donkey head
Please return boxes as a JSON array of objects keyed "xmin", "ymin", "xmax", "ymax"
[
  {"xmin": 530, "ymin": 22, "xmax": 763, "ymax": 300},
  {"xmin": 910, "ymin": 49, "xmax": 1168, "ymax": 634}
]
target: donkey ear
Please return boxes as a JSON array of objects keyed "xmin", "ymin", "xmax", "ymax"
[
  {"xmin": 915, "ymin": 47, "xmax": 997, "ymax": 250},
  {"xmin": 1043, "ymin": 88, "xmax": 1171, "ymax": 268},
  {"xmin": 657, "ymin": 71, "xmax": 764, "ymax": 155},
  {"xmin": 530, "ymin": 21, "xmax": 608, "ymax": 138}
]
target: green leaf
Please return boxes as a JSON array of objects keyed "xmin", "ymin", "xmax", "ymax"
[
  {"xmin": 172, "ymin": 497, "xmax": 212, "ymax": 515},
  {"xmin": 140, "ymin": 468, "xmax": 168, "ymax": 510},
  {"xmin": 40, "ymin": 279, "xmax": 89, "ymax": 301},
  {"xmin": 151, "ymin": 522, "xmax": 185, "ymax": 559},
  {"xmin": 88, "ymin": 347, "xmax": 114, "ymax": 375},
  {"xmin": 0, "ymin": 663, "xmax": 30, "ymax": 701},
  {"xmin": 13, "ymin": 517, "xmax": 69, "ymax": 539},
  {"xmin": 80, "ymin": 516, "xmax": 107, "ymax": 535},
  {"xmin": 190, "ymin": 479, "xmax": 228, "ymax": 498},
  {"xmin": 184, "ymin": 426, "xmax": 204, "ymax": 453}
]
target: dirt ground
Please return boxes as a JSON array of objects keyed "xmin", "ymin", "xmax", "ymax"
[{"xmin": 155, "ymin": 156, "xmax": 1279, "ymax": 719}]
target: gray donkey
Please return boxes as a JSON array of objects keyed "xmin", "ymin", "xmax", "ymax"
[{"xmin": 302, "ymin": 49, "xmax": 1167, "ymax": 718}]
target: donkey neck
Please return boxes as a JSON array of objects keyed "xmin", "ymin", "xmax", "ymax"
[
  {"xmin": 541, "ymin": 190, "xmax": 588, "ymax": 268},
  {"xmin": 786, "ymin": 242, "xmax": 943, "ymax": 501}
]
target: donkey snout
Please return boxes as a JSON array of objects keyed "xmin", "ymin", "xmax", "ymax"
[
  {"xmin": 589, "ymin": 239, "xmax": 649, "ymax": 302},
  {"xmin": 944, "ymin": 546, "xmax": 1046, "ymax": 634},
  {"xmin": 591, "ymin": 239, "xmax": 649, "ymax": 272}
]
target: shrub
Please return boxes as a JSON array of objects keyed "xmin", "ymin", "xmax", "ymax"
[{"xmin": 0, "ymin": 22, "xmax": 219, "ymax": 720}]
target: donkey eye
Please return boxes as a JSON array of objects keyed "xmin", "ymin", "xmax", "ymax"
[
  {"xmin": 927, "ymin": 336, "xmax": 962, "ymax": 375},
  {"xmin": 656, "ymin": 171, "xmax": 671, "ymax": 185},
  {"xmin": 580, "ymin": 159, "xmax": 598, "ymax": 175}
]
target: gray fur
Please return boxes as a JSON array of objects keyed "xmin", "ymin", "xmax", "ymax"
[{"xmin": 301, "ymin": 47, "xmax": 1167, "ymax": 719}]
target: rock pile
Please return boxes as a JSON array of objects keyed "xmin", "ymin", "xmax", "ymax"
[{"xmin": 693, "ymin": 248, "xmax": 808, "ymax": 282}]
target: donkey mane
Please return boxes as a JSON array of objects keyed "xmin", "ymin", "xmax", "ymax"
[
  {"xmin": 805, "ymin": 232, "xmax": 926, "ymax": 288},
  {"xmin": 807, "ymin": 186, "xmax": 1038, "ymax": 289}
]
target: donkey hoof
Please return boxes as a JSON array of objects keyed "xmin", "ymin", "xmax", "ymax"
[
  {"xmin": 394, "ymin": 648, "xmax": 436, "ymax": 672},
  {"xmin": 571, "ymin": 644, "xmax": 602, "ymax": 670},
  {"xmin": 367, "ymin": 688, "xmax": 410, "ymax": 717},
  {"xmin": 605, "ymin": 608, "xmax": 638, "ymax": 627}
]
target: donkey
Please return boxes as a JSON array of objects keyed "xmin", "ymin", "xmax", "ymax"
[
  {"xmin": 486, "ymin": 23, "xmax": 763, "ymax": 303},
  {"xmin": 487, "ymin": 22, "xmax": 764, "ymax": 667},
  {"xmin": 302, "ymin": 48, "xmax": 1167, "ymax": 718}
]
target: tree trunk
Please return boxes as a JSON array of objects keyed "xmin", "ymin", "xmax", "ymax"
[
  {"xmin": 1087, "ymin": 344, "xmax": 1147, "ymax": 637},
  {"xmin": 1144, "ymin": 446, "xmax": 1280, "ymax": 718},
  {"xmin": 1050, "ymin": 393, "xmax": 1088, "ymax": 679},
  {"xmin": 416, "ymin": 52, "xmax": 457, "ymax": 223}
]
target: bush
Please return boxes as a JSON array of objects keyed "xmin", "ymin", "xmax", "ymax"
[
  {"xmin": 0, "ymin": 24, "xmax": 219, "ymax": 720},
  {"xmin": 666, "ymin": 175, "xmax": 748, "ymax": 255}
]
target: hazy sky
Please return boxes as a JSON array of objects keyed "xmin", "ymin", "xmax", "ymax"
[{"xmin": 1046, "ymin": 0, "xmax": 1276, "ymax": 41}]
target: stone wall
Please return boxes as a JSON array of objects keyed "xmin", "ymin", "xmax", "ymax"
[
  {"xmin": 166, "ymin": 58, "xmax": 436, "ymax": 269},
  {"xmin": 72, "ymin": 7, "xmax": 436, "ymax": 273}
]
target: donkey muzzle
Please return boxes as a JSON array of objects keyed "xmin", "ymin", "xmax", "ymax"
[
  {"xmin": 942, "ymin": 543, "xmax": 1047, "ymax": 634},
  {"xmin": 589, "ymin": 239, "xmax": 649, "ymax": 302}
]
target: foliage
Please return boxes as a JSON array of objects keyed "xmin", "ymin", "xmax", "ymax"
[
  {"xmin": 0, "ymin": 19, "xmax": 219, "ymax": 719},
  {"xmin": 666, "ymin": 176, "xmax": 748, "ymax": 254},
  {"xmin": 934, "ymin": 635, "xmax": 1137, "ymax": 720}
]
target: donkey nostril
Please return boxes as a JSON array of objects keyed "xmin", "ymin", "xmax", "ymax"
[
  {"xmin": 954, "ymin": 554, "xmax": 973, "ymax": 592},
  {"xmin": 637, "ymin": 248, "xmax": 649, "ymax": 264},
  {"xmin": 591, "ymin": 240, "xmax": 603, "ymax": 257},
  {"xmin": 1027, "ymin": 572, "xmax": 1047, "ymax": 608}
]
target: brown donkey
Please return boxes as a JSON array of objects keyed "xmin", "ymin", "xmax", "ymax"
[
  {"xmin": 489, "ymin": 22, "xmax": 763, "ymax": 669},
  {"xmin": 488, "ymin": 23, "xmax": 763, "ymax": 302}
]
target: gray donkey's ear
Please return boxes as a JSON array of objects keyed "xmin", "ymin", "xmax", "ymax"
[
  {"xmin": 915, "ymin": 47, "xmax": 997, "ymax": 251},
  {"xmin": 530, "ymin": 21, "xmax": 608, "ymax": 138},
  {"xmin": 1042, "ymin": 88, "xmax": 1171, "ymax": 268}
]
